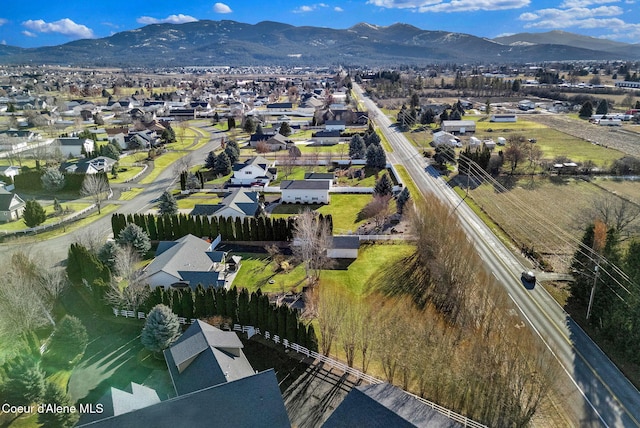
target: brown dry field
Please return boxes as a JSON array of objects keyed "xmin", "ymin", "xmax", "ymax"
[{"xmin": 462, "ymin": 176, "xmax": 640, "ymax": 272}]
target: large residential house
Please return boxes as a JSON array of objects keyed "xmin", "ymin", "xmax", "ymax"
[
  {"xmin": 62, "ymin": 156, "xmax": 117, "ymax": 174},
  {"xmin": 280, "ymin": 180, "xmax": 330, "ymax": 204},
  {"xmin": 76, "ymin": 321, "xmax": 289, "ymax": 428},
  {"xmin": 190, "ymin": 189, "xmax": 260, "ymax": 219},
  {"xmin": 230, "ymin": 156, "xmax": 276, "ymax": 186},
  {"xmin": 140, "ymin": 234, "xmax": 241, "ymax": 290},
  {"xmin": 164, "ymin": 320, "xmax": 255, "ymax": 395},
  {"xmin": 0, "ymin": 189, "xmax": 26, "ymax": 222}
]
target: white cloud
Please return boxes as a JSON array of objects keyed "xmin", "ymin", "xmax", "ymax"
[
  {"xmin": 367, "ymin": 0, "xmax": 530, "ymax": 12},
  {"xmin": 560, "ymin": 0, "xmax": 618, "ymax": 7},
  {"xmin": 137, "ymin": 14, "xmax": 198, "ymax": 25},
  {"xmin": 1, "ymin": 40, "xmax": 5, "ymax": 45},
  {"xmin": 22, "ymin": 30, "xmax": 37, "ymax": 38},
  {"xmin": 0, "ymin": 18, "xmax": 8, "ymax": 26},
  {"xmin": 335, "ymin": 6, "xmax": 344, "ymax": 11},
  {"xmin": 519, "ymin": 1, "xmax": 640, "ymax": 41},
  {"xmin": 213, "ymin": 3, "xmax": 233, "ymax": 14},
  {"xmin": 22, "ymin": 18, "xmax": 94, "ymax": 39},
  {"xmin": 293, "ymin": 3, "xmax": 332, "ymax": 13}
]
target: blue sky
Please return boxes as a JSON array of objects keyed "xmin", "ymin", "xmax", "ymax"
[{"xmin": 1, "ymin": 0, "xmax": 639, "ymax": 48}]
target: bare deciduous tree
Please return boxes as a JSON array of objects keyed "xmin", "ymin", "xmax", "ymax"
[
  {"xmin": 589, "ymin": 194, "xmax": 640, "ymax": 239},
  {"xmin": 0, "ymin": 251, "xmax": 68, "ymax": 341},
  {"xmin": 361, "ymin": 194, "xmax": 392, "ymax": 229},
  {"xmin": 104, "ymin": 246, "xmax": 150, "ymax": 312},
  {"xmin": 292, "ymin": 209, "xmax": 333, "ymax": 285},
  {"xmin": 80, "ymin": 173, "xmax": 110, "ymax": 214}
]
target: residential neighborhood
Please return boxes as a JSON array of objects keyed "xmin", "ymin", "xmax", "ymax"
[{"xmin": 1, "ymin": 12, "xmax": 640, "ymax": 428}]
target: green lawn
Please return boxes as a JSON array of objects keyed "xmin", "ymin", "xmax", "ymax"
[
  {"xmin": 232, "ymin": 253, "xmax": 308, "ymax": 293},
  {"xmin": 119, "ymin": 187, "xmax": 144, "ymax": 201},
  {"xmin": 298, "ymin": 143, "xmax": 349, "ymax": 155},
  {"xmin": 321, "ymin": 243, "xmax": 415, "ymax": 295},
  {"xmin": 109, "ymin": 165, "xmax": 145, "ymax": 184},
  {"xmin": 232, "ymin": 242, "xmax": 415, "ymax": 296},
  {"xmin": 139, "ymin": 151, "xmax": 187, "ymax": 184},
  {"xmin": 175, "ymin": 194, "xmax": 222, "ymax": 210},
  {"xmin": 271, "ymin": 194, "xmax": 372, "ymax": 234},
  {"xmin": 0, "ymin": 202, "xmax": 92, "ymax": 232}
]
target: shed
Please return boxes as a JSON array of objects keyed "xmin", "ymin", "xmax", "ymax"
[
  {"xmin": 441, "ymin": 120, "xmax": 476, "ymax": 135},
  {"xmin": 327, "ymin": 235, "xmax": 360, "ymax": 259}
]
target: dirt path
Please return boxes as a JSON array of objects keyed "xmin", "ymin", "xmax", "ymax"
[{"xmin": 526, "ymin": 113, "xmax": 640, "ymax": 157}]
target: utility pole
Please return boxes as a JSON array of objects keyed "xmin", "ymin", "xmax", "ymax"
[{"xmin": 586, "ymin": 260, "xmax": 600, "ymax": 320}]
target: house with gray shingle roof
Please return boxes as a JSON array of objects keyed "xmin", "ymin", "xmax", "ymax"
[
  {"xmin": 0, "ymin": 188, "xmax": 25, "ymax": 223},
  {"xmin": 190, "ymin": 189, "xmax": 260, "ymax": 219},
  {"xmin": 81, "ymin": 382, "xmax": 160, "ymax": 425},
  {"xmin": 280, "ymin": 180, "xmax": 330, "ymax": 204},
  {"xmin": 140, "ymin": 234, "xmax": 240, "ymax": 290},
  {"xmin": 230, "ymin": 156, "xmax": 276, "ymax": 186},
  {"xmin": 164, "ymin": 320, "xmax": 255, "ymax": 396},
  {"xmin": 76, "ymin": 370, "xmax": 289, "ymax": 428},
  {"xmin": 324, "ymin": 382, "xmax": 464, "ymax": 428}
]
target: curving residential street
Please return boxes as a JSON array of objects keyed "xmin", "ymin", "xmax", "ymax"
[
  {"xmin": 353, "ymin": 83, "xmax": 640, "ymax": 428},
  {"xmin": 0, "ymin": 124, "xmax": 225, "ymax": 268}
]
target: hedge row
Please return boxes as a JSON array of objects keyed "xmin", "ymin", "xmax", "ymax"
[
  {"xmin": 144, "ymin": 285, "xmax": 318, "ymax": 352},
  {"xmin": 111, "ymin": 212, "xmax": 333, "ymax": 242}
]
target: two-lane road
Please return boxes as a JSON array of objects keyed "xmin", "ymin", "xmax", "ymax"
[{"xmin": 354, "ymin": 83, "xmax": 640, "ymax": 427}]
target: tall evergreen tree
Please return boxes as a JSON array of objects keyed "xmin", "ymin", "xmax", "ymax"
[
  {"xmin": 1, "ymin": 356, "xmax": 45, "ymax": 406},
  {"xmin": 349, "ymin": 135, "xmax": 366, "ymax": 159},
  {"xmin": 374, "ymin": 173, "xmax": 393, "ymax": 197},
  {"xmin": 141, "ymin": 304, "xmax": 181, "ymax": 353},
  {"xmin": 158, "ymin": 191, "xmax": 178, "ymax": 216},
  {"xmin": 38, "ymin": 382, "xmax": 79, "ymax": 428},
  {"xmin": 23, "ymin": 199, "xmax": 46, "ymax": 228}
]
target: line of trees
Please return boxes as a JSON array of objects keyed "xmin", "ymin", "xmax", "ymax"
[
  {"xmin": 110, "ymin": 212, "xmax": 333, "ymax": 242},
  {"xmin": 141, "ymin": 286, "xmax": 318, "ymax": 352},
  {"xmin": 570, "ymin": 222, "xmax": 640, "ymax": 363},
  {"xmin": 314, "ymin": 195, "xmax": 556, "ymax": 427}
]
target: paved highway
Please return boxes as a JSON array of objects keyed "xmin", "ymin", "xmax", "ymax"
[{"xmin": 353, "ymin": 83, "xmax": 640, "ymax": 427}]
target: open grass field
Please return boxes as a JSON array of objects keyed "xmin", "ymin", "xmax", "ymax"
[
  {"xmin": 298, "ymin": 143, "xmax": 349, "ymax": 155},
  {"xmin": 456, "ymin": 176, "xmax": 613, "ymax": 271},
  {"xmin": 591, "ymin": 178, "xmax": 640, "ymax": 205},
  {"xmin": 271, "ymin": 194, "xmax": 372, "ymax": 234}
]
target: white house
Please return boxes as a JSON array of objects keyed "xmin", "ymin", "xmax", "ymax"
[
  {"xmin": 0, "ymin": 189, "xmax": 25, "ymax": 223},
  {"xmin": 432, "ymin": 131, "xmax": 460, "ymax": 147},
  {"xmin": 325, "ymin": 120, "xmax": 346, "ymax": 132},
  {"xmin": 56, "ymin": 137, "xmax": 94, "ymax": 157},
  {"xmin": 230, "ymin": 156, "xmax": 276, "ymax": 186},
  {"xmin": 0, "ymin": 165, "xmax": 20, "ymax": 181},
  {"xmin": 280, "ymin": 180, "xmax": 330, "ymax": 204}
]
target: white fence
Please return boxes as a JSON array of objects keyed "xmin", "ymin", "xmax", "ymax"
[{"xmin": 113, "ymin": 309, "xmax": 485, "ymax": 428}]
